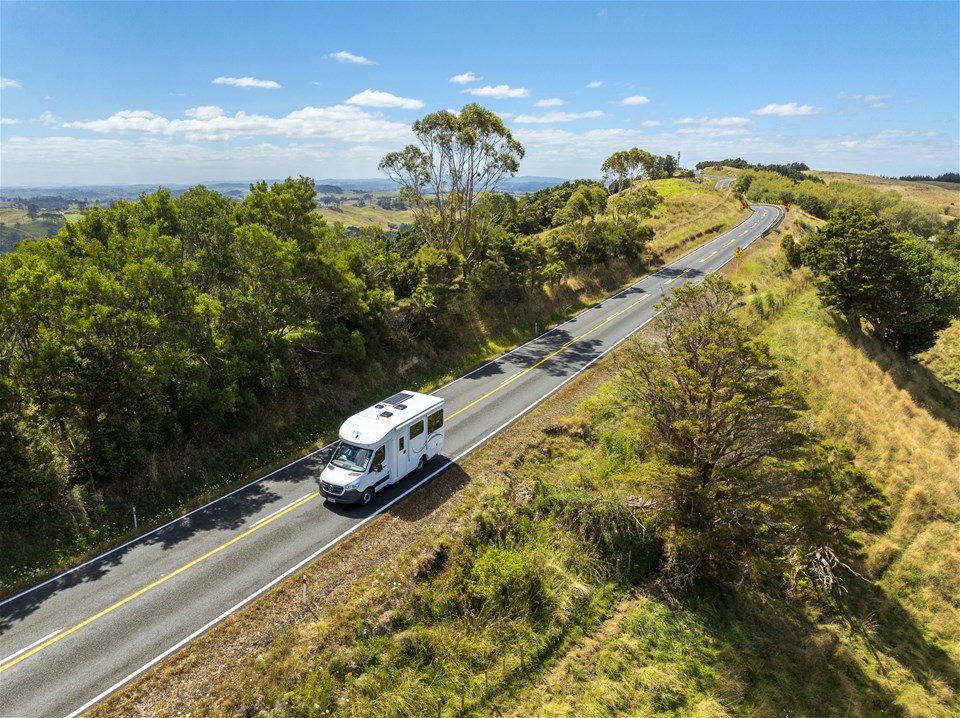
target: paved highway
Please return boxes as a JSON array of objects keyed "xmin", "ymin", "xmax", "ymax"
[{"xmin": 0, "ymin": 202, "xmax": 782, "ymax": 718}]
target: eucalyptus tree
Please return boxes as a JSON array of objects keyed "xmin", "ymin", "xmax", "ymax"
[
  {"xmin": 601, "ymin": 147, "xmax": 657, "ymax": 193},
  {"xmin": 379, "ymin": 103, "xmax": 524, "ymax": 273}
]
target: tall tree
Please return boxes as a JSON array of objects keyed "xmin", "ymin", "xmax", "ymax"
[
  {"xmin": 803, "ymin": 207, "xmax": 960, "ymax": 353},
  {"xmin": 601, "ymin": 147, "xmax": 656, "ymax": 193},
  {"xmin": 618, "ymin": 275, "xmax": 885, "ymax": 587},
  {"xmin": 379, "ymin": 104, "xmax": 524, "ymax": 270}
]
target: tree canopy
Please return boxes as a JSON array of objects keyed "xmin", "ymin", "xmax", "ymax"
[
  {"xmin": 802, "ymin": 207, "xmax": 960, "ymax": 354},
  {"xmin": 619, "ymin": 275, "xmax": 887, "ymax": 587},
  {"xmin": 379, "ymin": 104, "xmax": 524, "ymax": 271}
]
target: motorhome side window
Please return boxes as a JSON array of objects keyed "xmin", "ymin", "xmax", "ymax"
[
  {"xmin": 372, "ymin": 446, "xmax": 385, "ymax": 470},
  {"xmin": 409, "ymin": 420, "xmax": 424, "ymax": 439},
  {"xmin": 428, "ymin": 409, "xmax": 443, "ymax": 433}
]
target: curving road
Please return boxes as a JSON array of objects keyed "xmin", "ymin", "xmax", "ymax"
[{"xmin": 0, "ymin": 202, "xmax": 783, "ymax": 718}]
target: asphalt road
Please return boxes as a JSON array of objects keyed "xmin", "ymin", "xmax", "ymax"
[{"xmin": 0, "ymin": 201, "xmax": 783, "ymax": 718}]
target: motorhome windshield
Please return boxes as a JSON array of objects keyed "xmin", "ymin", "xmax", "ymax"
[{"xmin": 330, "ymin": 443, "xmax": 371, "ymax": 472}]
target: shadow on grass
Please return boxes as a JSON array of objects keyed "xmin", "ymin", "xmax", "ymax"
[
  {"xmin": 831, "ymin": 315, "xmax": 960, "ymax": 431},
  {"xmin": 671, "ymin": 575, "xmax": 958, "ymax": 717}
]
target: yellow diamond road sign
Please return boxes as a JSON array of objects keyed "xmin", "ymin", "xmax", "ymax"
[{"xmin": 734, "ymin": 247, "xmax": 744, "ymax": 261}]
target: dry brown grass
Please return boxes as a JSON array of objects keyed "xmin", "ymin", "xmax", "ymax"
[
  {"xmin": 814, "ymin": 170, "xmax": 960, "ymax": 220},
  {"xmin": 760, "ymin": 283, "xmax": 960, "ymax": 667}
]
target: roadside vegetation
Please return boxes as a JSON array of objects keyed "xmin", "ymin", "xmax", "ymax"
[
  {"xmin": 92, "ymin": 204, "xmax": 960, "ymax": 718},
  {"xmin": 6, "ymin": 101, "xmax": 958, "ymax": 714},
  {"xmin": 0, "ymin": 104, "xmax": 732, "ymax": 593}
]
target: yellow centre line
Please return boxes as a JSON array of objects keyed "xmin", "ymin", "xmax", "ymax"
[
  {"xmin": 1, "ymin": 492, "xmax": 319, "ymax": 673},
  {"xmin": 448, "ymin": 294, "xmax": 650, "ymax": 421},
  {"xmin": 698, "ymin": 250, "xmax": 717, "ymax": 264},
  {"xmin": 663, "ymin": 268, "xmax": 691, "ymax": 285}
]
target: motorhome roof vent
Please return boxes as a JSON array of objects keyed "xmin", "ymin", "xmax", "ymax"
[
  {"xmin": 395, "ymin": 404, "xmax": 407, "ymax": 411},
  {"xmin": 379, "ymin": 411, "xmax": 393, "ymax": 418}
]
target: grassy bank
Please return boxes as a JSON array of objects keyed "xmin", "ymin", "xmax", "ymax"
[
  {"xmin": 92, "ymin": 198, "xmax": 959, "ymax": 715},
  {"xmin": 1, "ymin": 177, "xmax": 741, "ymax": 597}
]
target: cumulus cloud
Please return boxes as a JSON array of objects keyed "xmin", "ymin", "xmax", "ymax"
[
  {"xmin": 212, "ymin": 76, "xmax": 282, "ymax": 89},
  {"xmin": 185, "ymin": 105, "xmax": 226, "ymax": 120},
  {"xmin": 586, "ymin": 81, "xmax": 603, "ymax": 89},
  {"xmin": 62, "ymin": 105, "xmax": 412, "ymax": 143},
  {"xmin": 345, "ymin": 89, "xmax": 424, "ymax": 110},
  {"xmin": 1, "ymin": 77, "xmax": 22, "ymax": 90},
  {"xmin": 676, "ymin": 116, "xmax": 751, "ymax": 126},
  {"xmin": 450, "ymin": 72, "xmax": 482, "ymax": 84},
  {"xmin": 1, "ymin": 117, "xmax": 21, "ymax": 125},
  {"xmin": 0, "ymin": 134, "xmax": 399, "ymax": 185},
  {"xmin": 620, "ymin": 95, "xmax": 650, "ymax": 106},
  {"xmin": 641, "ymin": 120, "xmax": 661, "ymax": 127},
  {"xmin": 331, "ymin": 51, "xmax": 375, "ymax": 65},
  {"xmin": 37, "ymin": 111, "xmax": 62, "ymax": 126},
  {"xmin": 463, "ymin": 84, "xmax": 530, "ymax": 99},
  {"xmin": 752, "ymin": 102, "xmax": 822, "ymax": 117},
  {"xmin": 535, "ymin": 98, "xmax": 564, "ymax": 108},
  {"xmin": 514, "ymin": 110, "xmax": 604, "ymax": 124}
]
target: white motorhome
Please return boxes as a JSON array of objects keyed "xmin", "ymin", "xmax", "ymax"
[{"xmin": 319, "ymin": 390, "xmax": 445, "ymax": 505}]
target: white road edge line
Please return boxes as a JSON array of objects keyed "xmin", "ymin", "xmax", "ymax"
[
  {"xmin": 249, "ymin": 494, "xmax": 315, "ymax": 528},
  {"xmin": 6, "ymin": 204, "xmax": 773, "ymax": 611},
  {"xmin": 62, "ymin": 203, "xmax": 783, "ymax": 718},
  {"xmin": 0, "ymin": 629, "xmax": 62, "ymax": 667},
  {"xmin": 0, "ymin": 448, "xmax": 328, "ymax": 608}
]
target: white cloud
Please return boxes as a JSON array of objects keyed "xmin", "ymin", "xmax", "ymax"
[
  {"xmin": 1, "ymin": 117, "xmax": 21, "ymax": 125},
  {"xmin": 751, "ymin": 102, "xmax": 822, "ymax": 117},
  {"xmin": 62, "ymin": 105, "xmax": 412, "ymax": 144},
  {"xmin": 463, "ymin": 84, "xmax": 530, "ymax": 99},
  {"xmin": 345, "ymin": 89, "xmax": 424, "ymax": 110},
  {"xmin": 450, "ymin": 72, "xmax": 482, "ymax": 84},
  {"xmin": 0, "ymin": 135, "xmax": 403, "ymax": 185},
  {"xmin": 620, "ymin": 95, "xmax": 650, "ymax": 106},
  {"xmin": 535, "ymin": 98, "xmax": 563, "ymax": 108},
  {"xmin": 514, "ymin": 110, "xmax": 604, "ymax": 124},
  {"xmin": 641, "ymin": 120, "xmax": 661, "ymax": 127},
  {"xmin": 212, "ymin": 76, "xmax": 282, "ymax": 89},
  {"xmin": 839, "ymin": 92, "xmax": 891, "ymax": 103},
  {"xmin": 185, "ymin": 105, "xmax": 226, "ymax": 120},
  {"xmin": 0, "ymin": 77, "xmax": 21, "ymax": 90},
  {"xmin": 586, "ymin": 81, "xmax": 603, "ymax": 89},
  {"xmin": 676, "ymin": 116, "xmax": 751, "ymax": 126},
  {"xmin": 838, "ymin": 91, "xmax": 891, "ymax": 109},
  {"xmin": 330, "ymin": 51, "xmax": 376, "ymax": 65},
  {"xmin": 37, "ymin": 111, "xmax": 62, "ymax": 126}
]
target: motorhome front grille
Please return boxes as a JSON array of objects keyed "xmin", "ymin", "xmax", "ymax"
[{"xmin": 321, "ymin": 481, "xmax": 344, "ymax": 496}]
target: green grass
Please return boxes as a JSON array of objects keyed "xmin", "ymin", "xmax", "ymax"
[
  {"xmin": 317, "ymin": 202, "xmax": 413, "ymax": 231},
  {"xmin": 86, "ymin": 185, "xmax": 960, "ymax": 717}
]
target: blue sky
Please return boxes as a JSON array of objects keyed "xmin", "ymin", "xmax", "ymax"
[{"xmin": 1, "ymin": 1, "xmax": 957, "ymax": 187}]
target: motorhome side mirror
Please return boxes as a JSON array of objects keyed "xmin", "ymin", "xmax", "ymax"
[{"xmin": 373, "ymin": 464, "xmax": 383, "ymax": 473}]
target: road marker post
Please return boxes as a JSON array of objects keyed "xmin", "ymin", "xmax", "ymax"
[
  {"xmin": 302, "ymin": 575, "xmax": 307, "ymax": 607},
  {"xmin": 132, "ymin": 506, "xmax": 138, "ymax": 531}
]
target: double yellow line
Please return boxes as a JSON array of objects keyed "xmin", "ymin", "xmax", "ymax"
[{"xmin": 0, "ymin": 492, "xmax": 318, "ymax": 673}]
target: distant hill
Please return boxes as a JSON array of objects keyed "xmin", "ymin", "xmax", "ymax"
[{"xmin": 0, "ymin": 176, "xmax": 570, "ymax": 205}]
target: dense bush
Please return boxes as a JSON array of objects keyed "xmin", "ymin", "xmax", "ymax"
[{"xmin": 1, "ymin": 173, "xmax": 658, "ymax": 575}]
